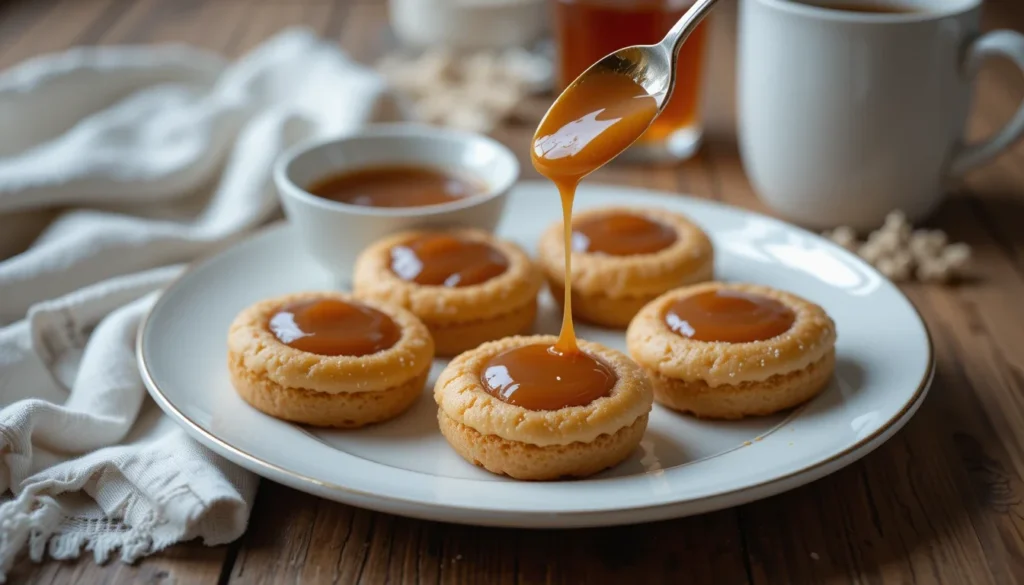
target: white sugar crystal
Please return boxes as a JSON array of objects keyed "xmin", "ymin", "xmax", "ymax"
[
  {"xmin": 501, "ymin": 47, "xmax": 554, "ymax": 94},
  {"xmin": 413, "ymin": 90, "xmax": 460, "ymax": 124},
  {"xmin": 838, "ymin": 210, "xmax": 972, "ymax": 284},
  {"xmin": 418, "ymin": 49, "xmax": 457, "ymax": 80},
  {"xmin": 876, "ymin": 257, "xmax": 912, "ymax": 281},
  {"xmin": 882, "ymin": 209, "xmax": 912, "ymax": 240},
  {"xmin": 942, "ymin": 243, "xmax": 972, "ymax": 271},
  {"xmin": 866, "ymin": 229, "xmax": 902, "ymax": 253},
  {"xmin": 469, "ymin": 79, "xmax": 523, "ymax": 116},
  {"xmin": 908, "ymin": 229, "xmax": 947, "ymax": 259},
  {"xmin": 857, "ymin": 241, "xmax": 886, "ymax": 264},
  {"xmin": 444, "ymin": 107, "xmax": 495, "ymax": 133},
  {"xmin": 890, "ymin": 249, "xmax": 914, "ymax": 272},
  {"xmin": 377, "ymin": 47, "xmax": 544, "ymax": 132},
  {"xmin": 916, "ymin": 259, "xmax": 949, "ymax": 283},
  {"xmin": 462, "ymin": 52, "xmax": 502, "ymax": 86},
  {"xmin": 824, "ymin": 226, "xmax": 859, "ymax": 251}
]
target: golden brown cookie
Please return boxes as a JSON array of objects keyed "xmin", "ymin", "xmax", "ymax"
[
  {"xmin": 227, "ymin": 291, "xmax": 434, "ymax": 428},
  {"xmin": 626, "ymin": 282, "xmax": 836, "ymax": 419},
  {"xmin": 353, "ymin": 229, "xmax": 542, "ymax": 356},
  {"xmin": 538, "ymin": 206, "xmax": 714, "ymax": 328},
  {"xmin": 434, "ymin": 335, "xmax": 654, "ymax": 480}
]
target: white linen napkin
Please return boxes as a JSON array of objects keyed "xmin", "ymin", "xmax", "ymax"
[{"xmin": 0, "ymin": 27, "xmax": 403, "ymax": 579}]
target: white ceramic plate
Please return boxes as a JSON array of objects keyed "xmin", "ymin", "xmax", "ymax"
[{"xmin": 139, "ymin": 182, "xmax": 933, "ymax": 528}]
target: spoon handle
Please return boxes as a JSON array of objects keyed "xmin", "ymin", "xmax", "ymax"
[{"xmin": 661, "ymin": 0, "xmax": 720, "ymax": 59}]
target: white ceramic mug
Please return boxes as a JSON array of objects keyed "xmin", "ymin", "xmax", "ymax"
[
  {"xmin": 738, "ymin": 0, "xmax": 1024, "ymax": 230},
  {"xmin": 275, "ymin": 124, "xmax": 519, "ymax": 285}
]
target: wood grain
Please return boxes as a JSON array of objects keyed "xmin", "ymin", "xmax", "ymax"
[{"xmin": 5, "ymin": 0, "xmax": 1024, "ymax": 584}]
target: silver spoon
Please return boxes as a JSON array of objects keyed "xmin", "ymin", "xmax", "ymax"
[{"xmin": 557, "ymin": 0, "xmax": 720, "ymax": 118}]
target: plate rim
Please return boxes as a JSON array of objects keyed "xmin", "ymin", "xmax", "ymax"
[{"xmin": 137, "ymin": 182, "xmax": 936, "ymax": 522}]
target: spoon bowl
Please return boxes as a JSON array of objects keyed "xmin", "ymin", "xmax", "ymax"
[
  {"xmin": 572, "ymin": 45, "xmax": 674, "ymax": 109},
  {"xmin": 539, "ymin": 0, "xmax": 720, "ymax": 166}
]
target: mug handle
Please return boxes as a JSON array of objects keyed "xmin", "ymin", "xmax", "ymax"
[{"xmin": 949, "ymin": 30, "xmax": 1024, "ymax": 176}]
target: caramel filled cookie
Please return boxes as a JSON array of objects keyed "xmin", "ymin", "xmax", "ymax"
[
  {"xmin": 354, "ymin": 229, "xmax": 542, "ymax": 356},
  {"xmin": 538, "ymin": 206, "xmax": 714, "ymax": 328},
  {"xmin": 434, "ymin": 335, "xmax": 653, "ymax": 480},
  {"xmin": 227, "ymin": 291, "xmax": 434, "ymax": 428},
  {"xmin": 626, "ymin": 282, "xmax": 836, "ymax": 419}
]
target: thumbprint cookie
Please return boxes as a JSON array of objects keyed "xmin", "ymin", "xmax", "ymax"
[
  {"xmin": 227, "ymin": 291, "xmax": 434, "ymax": 428},
  {"xmin": 353, "ymin": 229, "xmax": 542, "ymax": 357},
  {"xmin": 538, "ymin": 206, "xmax": 714, "ymax": 329},
  {"xmin": 626, "ymin": 282, "xmax": 837, "ymax": 419},
  {"xmin": 434, "ymin": 335, "xmax": 654, "ymax": 480}
]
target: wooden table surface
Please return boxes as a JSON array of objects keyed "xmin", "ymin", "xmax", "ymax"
[{"xmin": 5, "ymin": 0, "xmax": 1024, "ymax": 583}]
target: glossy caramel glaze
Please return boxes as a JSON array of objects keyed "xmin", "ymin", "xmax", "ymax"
[
  {"xmin": 533, "ymin": 73, "xmax": 659, "ymax": 184},
  {"xmin": 664, "ymin": 289, "xmax": 796, "ymax": 343},
  {"xmin": 307, "ymin": 165, "xmax": 484, "ymax": 208},
  {"xmin": 269, "ymin": 298, "xmax": 400, "ymax": 356},
  {"xmin": 572, "ymin": 212, "xmax": 677, "ymax": 256},
  {"xmin": 533, "ymin": 72, "xmax": 659, "ymax": 353},
  {"xmin": 390, "ymin": 233, "xmax": 509, "ymax": 287},
  {"xmin": 553, "ymin": 0, "xmax": 709, "ymax": 144},
  {"xmin": 481, "ymin": 344, "xmax": 616, "ymax": 410}
]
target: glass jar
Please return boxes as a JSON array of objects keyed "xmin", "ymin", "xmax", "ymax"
[{"xmin": 551, "ymin": 0, "xmax": 710, "ymax": 162}]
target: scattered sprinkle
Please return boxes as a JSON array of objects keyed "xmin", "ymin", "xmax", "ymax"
[{"xmin": 810, "ymin": 552, "xmax": 820, "ymax": 561}]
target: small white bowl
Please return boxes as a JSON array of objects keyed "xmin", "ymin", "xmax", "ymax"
[{"xmin": 274, "ymin": 124, "xmax": 519, "ymax": 284}]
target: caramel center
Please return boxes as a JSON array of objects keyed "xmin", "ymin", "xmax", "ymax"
[
  {"xmin": 481, "ymin": 344, "xmax": 617, "ymax": 410},
  {"xmin": 269, "ymin": 298, "xmax": 400, "ymax": 356},
  {"xmin": 306, "ymin": 165, "xmax": 484, "ymax": 208},
  {"xmin": 572, "ymin": 213, "xmax": 677, "ymax": 256},
  {"xmin": 390, "ymin": 234, "xmax": 509, "ymax": 287},
  {"xmin": 664, "ymin": 290, "xmax": 796, "ymax": 343}
]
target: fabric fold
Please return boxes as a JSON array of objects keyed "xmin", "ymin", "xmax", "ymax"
[{"xmin": 0, "ymin": 26, "xmax": 403, "ymax": 579}]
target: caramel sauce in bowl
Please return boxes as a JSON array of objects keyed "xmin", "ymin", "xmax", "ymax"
[
  {"xmin": 275, "ymin": 124, "xmax": 519, "ymax": 284},
  {"xmin": 307, "ymin": 165, "xmax": 486, "ymax": 209}
]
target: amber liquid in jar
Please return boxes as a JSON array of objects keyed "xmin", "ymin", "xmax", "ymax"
[{"xmin": 552, "ymin": 0, "xmax": 709, "ymax": 158}]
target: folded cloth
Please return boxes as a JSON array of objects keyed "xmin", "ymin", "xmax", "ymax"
[{"xmin": 0, "ymin": 28, "xmax": 403, "ymax": 579}]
